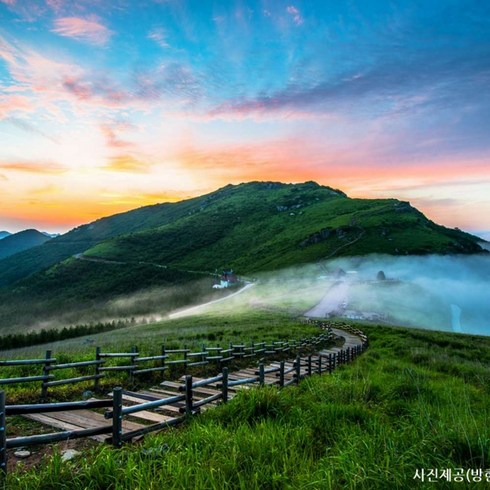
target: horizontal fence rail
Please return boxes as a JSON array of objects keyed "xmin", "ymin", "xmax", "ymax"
[{"xmin": 0, "ymin": 328, "xmax": 336, "ymax": 397}]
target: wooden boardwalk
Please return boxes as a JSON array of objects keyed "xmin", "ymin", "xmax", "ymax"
[{"xmin": 22, "ymin": 327, "xmax": 365, "ymax": 443}]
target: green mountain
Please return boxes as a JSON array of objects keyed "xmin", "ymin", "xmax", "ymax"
[
  {"xmin": 0, "ymin": 231, "xmax": 11, "ymax": 240},
  {"xmin": 0, "ymin": 181, "xmax": 485, "ymax": 331},
  {"xmin": 0, "ymin": 229, "xmax": 52, "ymax": 260},
  {"xmin": 0, "ymin": 181, "xmax": 485, "ymax": 286}
]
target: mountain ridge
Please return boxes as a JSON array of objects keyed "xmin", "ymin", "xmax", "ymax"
[
  {"xmin": 0, "ymin": 181, "xmax": 484, "ymax": 289},
  {"xmin": 0, "ymin": 229, "xmax": 52, "ymax": 261}
]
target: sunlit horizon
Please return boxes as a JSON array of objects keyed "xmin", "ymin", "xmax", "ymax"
[{"xmin": 1, "ymin": 1, "xmax": 489, "ymax": 238}]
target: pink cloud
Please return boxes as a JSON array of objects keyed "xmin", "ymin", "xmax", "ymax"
[
  {"xmin": 0, "ymin": 0, "xmax": 16, "ymax": 5},
  {"xmin": 286, "ymin": 5, "xmax": 304, "ymax": 25},
  {"xmin": 0, "ymin": 95, "xmax": 33, "ymax": 119},
  {"xmin": 45, "ymin": 0, "xmax": 64, "ymax": 12},
  {"xmin": 52, "ymin": 16, "xmax": 113, "ymax": 45},
  {"xmin": 100, "ymin": 123, "xmax": 134, "ymax": 149}
]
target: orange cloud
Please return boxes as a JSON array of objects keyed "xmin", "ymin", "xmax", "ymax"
[
  {"xmin": 0, "ymin": 161, "xmax": 67, "ymax": 174},
  {"xmin": 51, "ymin": 17, "xmax": 113, "ymax": 45},
  {"xmin": 103, "ymin": 154, "xmax": 150, "ymax": 173}
]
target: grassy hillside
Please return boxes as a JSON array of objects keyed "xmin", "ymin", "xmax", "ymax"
[
  {"xmin": 0, "ymin": 181, "xmax": 483, "ymax": 289},
  {"xmin": 0, "ymin": 193, "xmax": 213, "ymax": 288},
  {"xmin": 6, "ymin": 320, "xmax": 490, "ymax": 489},
  {"xmin": 0, "ymin": 256, "xmax": 228, "ymax": 333},
  {"xmin": 84, "ymin": 182, "xmax": 483, "ymax": 273},
  {"xmin": 0, "ymin": 181, "xmax": 484, "ymax": 333}
]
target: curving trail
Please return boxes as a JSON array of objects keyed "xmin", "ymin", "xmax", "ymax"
[{"xmin": 168, "ymin": 282, "xmax": 256, "ymax": 319}]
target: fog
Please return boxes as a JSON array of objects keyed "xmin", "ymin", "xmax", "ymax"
[
  {"xmin": 187, "ymin": 254, "xmax": 490, "ymax": 337},
  {"xmin": 3, "ymin": 252, "xmax": 488, "ymax": 339},
  {"xmin": 322, "ymin": 254, "xmax": 490, "ymax": 335}
]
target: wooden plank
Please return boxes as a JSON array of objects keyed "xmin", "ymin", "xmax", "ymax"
[
  {"xmin": 140, "ymin": 388, "xmax": 209, "ymax": 402},
  {"xmin": 127, "ymin": 410, "xmax": 172, "ymax": 423},
  {"xmin": 42, "ymin": 411, "xmax": 105, "ymax": 430},
  {"xmin": 31, "ymin": 409, "xmax": 144, "ymax": 433},
  {"xmin": 24, "ymin": 413, "xmax": 107, "ymax": 442},
  {"xmin": 158, "ymin": 382, "xmax": 220, "ymax": 397}
]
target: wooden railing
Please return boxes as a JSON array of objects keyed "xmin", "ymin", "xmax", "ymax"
[
  {"xmin": 0, "ymin": 322, "xmax": 368, "ymax": 476},
  {"xmin": 0, "ymin": 330, "xmax": 334, "ymax": 398}
]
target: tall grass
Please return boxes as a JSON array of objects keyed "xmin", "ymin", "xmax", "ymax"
[{"xmin": 6, "ymin": 322, "xmax": 490, "ymax": 489}]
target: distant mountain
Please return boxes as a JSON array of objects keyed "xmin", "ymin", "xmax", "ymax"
[
  {"xmin": 0, "ymin": 231, "xmax": 11, "ymax": 240},
  {"xmin": 42, "ymin": 232, "xmax": 60, "ymax": 238},
  {"xmin": 0, "ymin": 229, "xmax": 52, "ymax": 260}
]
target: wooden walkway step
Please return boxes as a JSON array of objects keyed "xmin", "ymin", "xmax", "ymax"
[{"xmin": 25, "ymin": 409, "xmax": 144, "ymax": 442}]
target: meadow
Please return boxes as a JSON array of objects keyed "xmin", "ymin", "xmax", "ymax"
[{"xmin": 3, "ymin": 316, "xmax": 490, "ymax": 489}]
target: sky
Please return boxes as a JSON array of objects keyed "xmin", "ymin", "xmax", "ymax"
[{"xmin": 0, "ymin": 0, "xmax": 489, "ymax": 238}]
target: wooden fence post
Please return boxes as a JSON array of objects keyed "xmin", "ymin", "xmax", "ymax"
[
  {"xmin": 130, "ymin": 346, "xmax": 137, "ymax": 388},
  {"xmin": 94, "ymin": 347, "xmax": 101, "ymax": 392},
  {"xmin": 221, "ymin": 367, "xmax": 228, "ymax": 403},
  {"xmin": 112, "ymin": 387, "xmax": 123, "ymax": 448},
  {"xmin": 259, "ymin": 363, "xmax": 265, "ymax": 386},
  {"xmin": 307, "ymin": 355, "xmax": 312, "ymax": 376},
  {"xmin": 41, "ymin": 350, "xmax": 52, "ymax": 401},
  {"xmin": 185, "ymin": 375, "xmax": 193, "ymax": 416},
  {"xmin": 183, "ymin": 345, "xmax": 188, "ymax": 374},
  {"xmin": 161, "ymin": 345, "xmax": 166, "ymax": 378},
  {"xmin": 295, "ymin": 355, "xmax": 301, "ymax": 384},
  {"xmin": 279, "ymin": 361, "xmax": 285, "ymax": 388},
  {"xmin": 0, "ymin": 391, "xmax": 6, "ymax": 477},
  {"xmin": 317, "ymin": 355, "xmax": 322, "ymax": 374}
]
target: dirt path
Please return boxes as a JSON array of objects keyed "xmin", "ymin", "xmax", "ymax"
[
  {"xmin": 168, "ymin": 282, "xmax": 256, "ymax": 319},
  {"xmin": 304, "ymin": 281, "xmax": 349, "ymax": 318}
]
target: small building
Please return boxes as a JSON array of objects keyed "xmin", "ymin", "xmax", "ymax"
[{"xmin": 213, "ymin": 269, "xmax": 239, "ymax": 289}]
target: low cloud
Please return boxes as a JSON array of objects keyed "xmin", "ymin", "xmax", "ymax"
[{"xmin": 0, "ymin": 160, "xmax": 66, "ymax": 174}]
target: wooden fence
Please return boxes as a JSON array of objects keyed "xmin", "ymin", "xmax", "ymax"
[
  {"xmin": 0, "ymin": 322, "xmax": 368, "ymax": 475},
  {"xmin": 0, "ymin": 343, "xmax": 367, "ymax": 473},
  {"xmin": 0, "ymin": 330, "xmax": 333, "ymax": 399}
]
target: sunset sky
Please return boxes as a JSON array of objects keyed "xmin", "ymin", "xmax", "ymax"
[{"xmin": 1, "ymin": 0, "xmax": 489, "ymax": 238}]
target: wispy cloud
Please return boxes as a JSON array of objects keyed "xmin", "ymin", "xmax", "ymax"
[
  {"xmin": 0, "ymin": 160, "xmax": 67, "ymax": 174},
  {"xmin": 52, "ymin": 17, "xmax": 113, "ymax": 45},
  {"xmin": 103, "ymin": 154, "xmax": 150, "ymax": 173},
  {"xmin": 286, "ymin": 5, "xmax": 303, "ymax": 25},
  {"xmin": 147, "ymin": 26, "xmax": 169, "ymax": 48},
  {"xmin": 5, "ymin": 117, "xmax": 59, "ymax": 143},
  {"xmin": 100, "ymin": 123, "xmax": 133, "ymax": 149},
  {"xmin": 0, "ymin": 95, "xmax": 33, "ymax": 119}
]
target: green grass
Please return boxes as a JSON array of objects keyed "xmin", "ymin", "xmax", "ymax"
[
  {"xmin": 5, "ymin": 322, "xmax": 490, "ymax": 489},
  {"xmin": 0, "ymin": 310, "xmax": 320, "ymax": 402}
]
